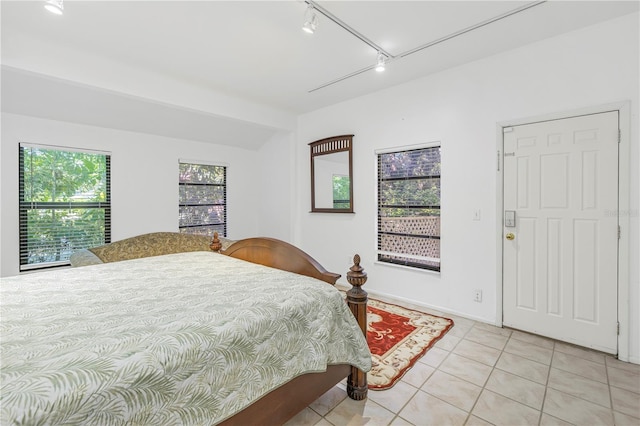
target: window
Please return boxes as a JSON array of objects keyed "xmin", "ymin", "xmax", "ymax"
[
  {"xmin": 19, "ymin": 144, "xmax": 111, "ymax": 270},
  {"xmin": 178, "ymin": 162, "xmax": 226, "ymax": 237},
  {"xmin": 377, "ymin": 145, "xmax": 441, "ymax": 271}
]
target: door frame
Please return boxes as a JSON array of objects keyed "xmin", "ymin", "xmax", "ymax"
[{"xmin": 495, "ymin": 101, "xmax": 631, "ymax": 361}]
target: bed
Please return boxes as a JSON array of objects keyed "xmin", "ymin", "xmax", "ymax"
[{"xmin": 0, "ymin": 236, "xmax": 371, "ymax": 425}]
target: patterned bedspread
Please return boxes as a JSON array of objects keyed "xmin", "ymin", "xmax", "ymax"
[{"xmin": 0, "ymin": 252, "xmax": 371, "ymax": 425}]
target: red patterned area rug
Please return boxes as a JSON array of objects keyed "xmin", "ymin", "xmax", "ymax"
[{"xmin": 367, "ymin": 298, "xmax": 454, "ymax": 390}]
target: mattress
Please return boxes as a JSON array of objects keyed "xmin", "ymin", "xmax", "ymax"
[{"xmin": 0, "ymin": 251, "xmax": 371, "ymax": 425}]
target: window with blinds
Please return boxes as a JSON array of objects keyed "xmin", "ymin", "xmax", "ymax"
[
  {"xmin": 178, "ymin": 162, "xmax": 227, "ymax": 237},
  {"xmin": 377, "ymin": 145, "xmax": 441, "ymax": 272},
  {"xmin": 19, "ymin": 144, "xmax": 111, "ymax": 271}
]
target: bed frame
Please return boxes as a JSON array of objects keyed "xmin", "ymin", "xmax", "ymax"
[{"xmin": 211, "ymin": 234, "xmax": 368, "ymax": 425}]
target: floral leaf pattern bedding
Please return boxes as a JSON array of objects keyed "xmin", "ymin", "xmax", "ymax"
[{"xmin": 1, "ymin": 252, "xmax": 371, "ymax": 425}]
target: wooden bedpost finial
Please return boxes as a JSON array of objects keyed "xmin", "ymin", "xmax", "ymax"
[
  {"xmin": 347, "ymin": 254, "xmax": 367, "ymax": 288},
  {"xmin": 210, "ymin": 232, "xmax": 222, "ymax": 252},
  {"xmin": 346, "ymin": 254, "xmax": 368, "ymax": 401}
]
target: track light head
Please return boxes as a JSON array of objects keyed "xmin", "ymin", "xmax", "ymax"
[
  {"xmin": 44, "ymin": 0, "xmax": 64, "ymax": 15},
  {"xmin": 302, "ymin": 5, "xmax": 318, "ymax": 34},
  {"xmin": 375, "ymin": 52, "xmax": 386, "ymax": 72}
]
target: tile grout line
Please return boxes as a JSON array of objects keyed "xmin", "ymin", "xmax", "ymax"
[
  {"xmin": 442, "ymin": 323, "xmax": 492, "ymax": 426},
  {"xmin": 462, "ymin": 326, "xmax": 489, "ymax": 425},
  {"xmin": 393, "ymin": 323, "xmax": 472, "ymax": 426},
  {"xmin": 605, "ymin": 357, "xmax": 615, "ymax": 424},
  {"xmin": 537, "ymin": 339, "xmax": 555, "ymax": 426}
]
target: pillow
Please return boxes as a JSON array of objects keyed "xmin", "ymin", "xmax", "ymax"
[
  {"xmin": 69, "ymin": 249, "xmax": 104, "ymax": 267},
  {"xmin": 89, "ymin": 232, "xmax": 220, "ymax": 263}
]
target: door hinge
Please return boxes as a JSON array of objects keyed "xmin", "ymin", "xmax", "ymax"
[
  {"xmin": 617, "ymin": 322, "xmax": 620, "ymax": 335},
  {"xmin": 618, "ymin": 226, "xmax": 621, "ymax": 239},
  {"xmin": 618, "ymin": 129, "xmax": 621, "ymax": 143},
  {"xmin": 497, "ymin": 150, "xmax": 500, "ymax": 172}
]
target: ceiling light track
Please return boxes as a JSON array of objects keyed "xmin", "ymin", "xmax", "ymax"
[
  {"xmin": 399, "ymin": 0, "xmax": 547, "ymax": 59},
  {"xmin": 309, "ymin": 66, "xmax": 377, "ymax": 93},
  {"xmin": 305, "ymin": 0, "xmax": 393, "ymax": 59},
  {"xmin": 308, "ymin": 0, "xmax": 547, "ymax": 93}
]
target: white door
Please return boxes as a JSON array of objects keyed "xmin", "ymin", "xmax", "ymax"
[{"xmin": 503, "ymin": 111, "xmax": 619, "ymax": 354}]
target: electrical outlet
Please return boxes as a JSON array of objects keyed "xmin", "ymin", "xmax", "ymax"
[{"xmin": 473, "ymin": 289, "xmax": 482, "ymax": 303}]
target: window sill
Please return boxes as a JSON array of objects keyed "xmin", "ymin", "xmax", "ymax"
[{"xmin": 374, "ymin": 260, "xmax": 441, "ymax": 276}]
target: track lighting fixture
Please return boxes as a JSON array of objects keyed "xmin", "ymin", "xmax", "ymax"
[
  {"xmin": 44, "ymin": 0, "xmax": 64, "ymax": 15},
  {"xmin": 375, "ymin": 52, "xmax": 386, "ymax": 72},
  {"xmin": 302, "ymin": 4, "xmax": 318, "ymax": 34}
]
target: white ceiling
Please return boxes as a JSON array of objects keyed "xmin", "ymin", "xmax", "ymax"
[{"xmin": 2, "ymin": 1, "xmax": 638, "ymax": 149}]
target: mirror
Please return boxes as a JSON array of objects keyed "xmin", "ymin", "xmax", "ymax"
[{"xmin": 310, "ymin": 135, "xmax": 354, "ymax": 213}]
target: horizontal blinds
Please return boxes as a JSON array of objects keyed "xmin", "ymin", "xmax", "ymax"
[
  {"xmin": 178, "ymin": 162, "xmax": 227, "ymax": 237},
  {"xmin": 19, "ymin": 145, "xmax": 111, "ymax": 270},
  {"xmin": 377, "ymin": 146, "xmax": 441, "ymax": 272}
]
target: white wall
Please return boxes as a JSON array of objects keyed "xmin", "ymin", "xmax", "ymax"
[
  {"xmin": 256, "ymin": 130, "xmax": 296, "ymax": 241},
  {"xmin": 0, "ymin": 113, "xmax": 265, "ymax": 277},
  {"xmin": 296, "ymin": 13, "xmax": 639, "ymax": 361}
]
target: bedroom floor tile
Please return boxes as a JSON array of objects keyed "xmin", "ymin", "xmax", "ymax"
[
  {"xmin": 464, "ymin": 327, "xmax": 509, "ymax": 351},
  {"xmin": 421, "ymin": 370, "xmax": 482, "ymax": 412},
  {"xmin": 367, "ymin": 380, "xmax": 418, "ymax": 414},
  {"xmin": 295, "ymin": 299, "xmax": 639, "ymax": 426},
  {"xmin": 610, "ymin": 386, "xmax": 640, "ymax": 418},
  {"xmin": 543, "ymin": 388, "xmax": 614, "ymax": 425},
  {"xmin": 509, "ymin": 329, "xmax": 555, "ymax": 349},
  {"xmin": 495, "ymin": 351, "xmax": 550, "ymax": 385},
  {"xmin": 438, "ymin": 353, "xmax": 493, "ymax": 386},
  {"xmin": 607, "ymin": 356, "xmax": 640, "ymax": 373},
  {"xmin": 551, "ymin": 351, "xmax": 608, "ymax": 383},
  {"xmin": 613, "ymin": 409, "xmax": 640, "ymax": 426},
  {"xmin": 554, "ymin": 340, "xmax": 606, "ymax": 364},
  {"xmin": 503, "ymin": 337, "xmax": 553, "ymax": 365},
  {"xmin": 607, "ymin": 365, "xmax": 640, "ymax": 393},
  {"xmin": 452, "ymin": 339, "xmax": 501, "ymax": 367},
  {"xmin": 399, "ymin": 361, "xmax": 435, "ymax": 389},
  {"xmin": 484, "ymin": 368, "xmax": 546, "ymax": 410},
  {"xmin": 547, "ymin": 367, "xmax": 611, "ymax": 408},
  {"xmin": 310, "ymin": 386, "xmax": 348, "ymax": 416},
  {"xmin": 398, "ymin": 391, "xmax": 468, "ymax": 426},
  {"xmin": 539, "ymin": 413, "xmax": 574, "ymax": 426},
  {"xmin": 324, "ymin": 397, "xmax": 395, "ymax": 426},
  {"xmin": 285, "ymin": 407, "xmax": 323, "ymax": 426},
  {"xmin": 472, "ymin": 389, "xmax": 540, "ymax": 425},
  {"xmin": 418, "ymin": 346, "xmax": 449, "ymax": 368},
  {"xmin": 464, "ymin": 415, "xmax": 494, "ymax": 426}
]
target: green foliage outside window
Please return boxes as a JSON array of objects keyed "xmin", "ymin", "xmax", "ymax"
[
  {"xmin": 178, "ymin": 162, "xmax": 227, "ymax": 237},
  {"xmin": 377, "ymin": 146, "xmax": 441, "ymax": 271},
  {"xmin": 19, "ymin": 146, "xmax": 110, "ymax": 269},
  {"xmin": 332, "ymin": 175, "xmax": 350, "ymax": 209}
]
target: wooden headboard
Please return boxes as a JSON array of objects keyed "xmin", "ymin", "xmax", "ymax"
[{"xmin": 220, "ymin": 237, "xmax": 341, "ymax": 285}]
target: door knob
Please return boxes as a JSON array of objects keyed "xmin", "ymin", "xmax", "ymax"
[{"xmin": 506, "ymin": 232, "xmax": 515, "ymax": 240}]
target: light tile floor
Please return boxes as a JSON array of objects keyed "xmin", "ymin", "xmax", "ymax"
[{"xmin": 285, "ymin": 295, "xmax": 640, "ymax": 426}]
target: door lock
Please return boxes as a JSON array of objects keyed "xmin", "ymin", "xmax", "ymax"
[{"xmin": 506, "ymin": 232, "xmax": 515, "ymax": 240}]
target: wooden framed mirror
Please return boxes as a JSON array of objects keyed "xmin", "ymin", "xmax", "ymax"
[{"xmin": 309, "ymin": 135, "xmax": 354, "ymax": 213}]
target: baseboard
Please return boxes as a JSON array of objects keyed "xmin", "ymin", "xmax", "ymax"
[{"xmin": 349, "ymin": 286, "xmax": 497, "ymax": 326}]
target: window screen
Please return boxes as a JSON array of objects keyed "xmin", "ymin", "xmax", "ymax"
[
  {"xmin": 377, "ymin": 146, "xmax": 441, "ymax": 271},
  {"xmin": 19, "ymin": 144, "xmax": 111, "ymax": 270},
  {"xmin": 178, "ymin": 162, "xmax": 227, "ymax": 237}
]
